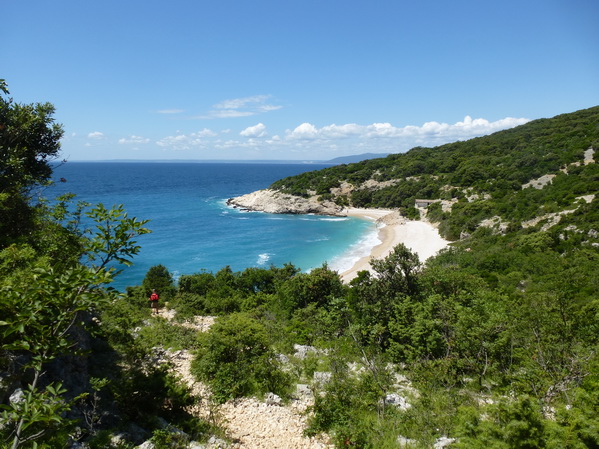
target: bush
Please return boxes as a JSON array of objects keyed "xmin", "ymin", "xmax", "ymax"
[
  {"xmin": 178, "ymin": 271, "xmax": 215, "ymax": 296},
  {"xmin": 455, "ymin": 396, "xmax": 546, "ymax": 448},
  {"xmin": 306, "ymin": 355, "xmax": 397, "ymax": 448},
  {"xmin": 168, "ymin": 292, "xmax": 208, "ymax": 318},
  {"xmin": 191, "ymin": 313, "xmax": 290, "ymax": 403},
  {"xmin": 113, "ymin": 364, "xmax": 196, "ymax": 427},
  {"xmin": 276, "ymin": 264, "xmax": 346, "ymax": 316},
  {"xmin": 137, "ymin": 319, "xmax": 199, "ymax": 351}
]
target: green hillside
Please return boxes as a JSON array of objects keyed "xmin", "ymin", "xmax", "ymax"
[{"xmin": 271, "ymin": 106, "xmax": 599, "ymax": 239}]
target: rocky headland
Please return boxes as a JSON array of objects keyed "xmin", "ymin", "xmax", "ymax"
[{"xmin": 227, "ymin": 189, "xmax": 344, "ymax": 216}]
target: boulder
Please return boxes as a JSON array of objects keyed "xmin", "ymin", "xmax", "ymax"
[
  {"xmin": 397, "ymin": 436, "xmax": 417, "ymax": 447},
  {"xmin": 265, "ymin": 392, "xmax": 283, "ymax": 406},
  {"xmin": 293, "ymin": 344, "xmax": 318, "ymax": 360},
  {"xmin": 382, "ymin": 393, "xmax": 411, "ymax": 411},
  {"xmin": 434, "ymin": 436, "xmax": 456, "ymax": 448}
]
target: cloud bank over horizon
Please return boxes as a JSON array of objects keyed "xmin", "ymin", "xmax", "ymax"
[{"xmin": 73, "ymin": 115, "xmax": 530, "ymax": 160}]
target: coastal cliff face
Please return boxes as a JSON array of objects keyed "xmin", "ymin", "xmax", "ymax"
[{"xmin": 227, "ymin": 189, "xmax": 344, "ymax": 216}]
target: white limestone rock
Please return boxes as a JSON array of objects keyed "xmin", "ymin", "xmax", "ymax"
[{"xmin": 227, "ymin": 189, "xmax": 343, "ymax": 216}]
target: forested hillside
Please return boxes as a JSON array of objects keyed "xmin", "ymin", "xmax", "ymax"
[
  {"xmin": 271, "ymin": 106, "xmax": 599, "ymax": 239},
  {"xmin": 2, "ymin": 82, "xmax": 598, "ymax": 449}
]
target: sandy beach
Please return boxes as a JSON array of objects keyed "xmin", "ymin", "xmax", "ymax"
[{"xmin": 339, "ymin": 208, "xmax": 450, "ymax": 282}]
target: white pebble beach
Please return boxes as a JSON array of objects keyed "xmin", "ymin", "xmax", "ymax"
[{"xmin": 339, "ymin": 208, "xmax": 450, "ymax": 282}]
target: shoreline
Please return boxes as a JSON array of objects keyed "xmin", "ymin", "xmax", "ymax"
[{"xmin": 338, "ymin": 208, "xmax": 450, "ymax": 282}]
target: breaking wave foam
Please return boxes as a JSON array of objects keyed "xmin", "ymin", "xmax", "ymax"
[
  {"xmin": 328, "ymin": 226, "xmax": 381, "ymax": 274},
  {"xmin": 257, "ymin": 253, "xmax": 272, "ymax": 266}
]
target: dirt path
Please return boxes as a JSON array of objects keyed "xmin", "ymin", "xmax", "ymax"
[{"xmin": 161, "ymin": 310, "xmax": 332, "ymax": 449}]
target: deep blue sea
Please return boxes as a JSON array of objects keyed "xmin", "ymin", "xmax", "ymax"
[{"xmin": 48, "ymin": 162, "xmax": 378, "ymax": 291}]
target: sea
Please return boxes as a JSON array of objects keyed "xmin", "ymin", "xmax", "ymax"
[{"xmin": 47, "ymin": 162, "xmax": 379, "ymax": 291}]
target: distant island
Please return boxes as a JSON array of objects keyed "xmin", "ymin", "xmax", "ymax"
[{"xmin": 67, "ymin": 152, "xmax": 390, "ymax": 165}]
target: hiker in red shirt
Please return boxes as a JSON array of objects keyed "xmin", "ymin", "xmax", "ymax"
[{"xmin": 149, "ymin": 289, "xmax": 159, "ymax": 314}]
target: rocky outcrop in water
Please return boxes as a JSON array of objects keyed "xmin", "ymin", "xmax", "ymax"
[{"xmin": 227, "ymin": 189, "xmax": 344, "ymax": 216}]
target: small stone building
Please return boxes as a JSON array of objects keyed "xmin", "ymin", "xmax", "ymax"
[{"xmin": 415, "ymin": 199, "xmax": 437, "ymax": 208}]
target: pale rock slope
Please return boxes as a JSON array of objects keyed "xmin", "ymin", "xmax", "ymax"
[{"xmin": 227, "ymin": 189, "xmax": 343, "ymax": 216}]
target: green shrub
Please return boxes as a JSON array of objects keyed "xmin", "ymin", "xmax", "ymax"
[
  {"xmin": 306, "ymin": 355, "xmax": 398, "ymax": 448},
  {"xmin": 276, "ymin": 264, "xmax": 346, "ymax": 316},
  {"xmin": 137, "ymin": 319, "xmax": 199, "ymax": 351},
  {"xmin": 168, "ymin": 292, "xmax": 208, "ymax": 318},
  {"xmin": 150, "ymin": 428, "xmax": 190, "ymax": 449},
  {"xmin": 191, "ymin": 313, "xmax": 290, "ymax": 403},
  {"xmin": 178, "ymin": 271, "xmax": 215, "ymax": 295},
  {"xmin": 455, "ymin": 396, "xmax": 546, "ymax": 449},
  {"xmin": 113, "ymin": 364, "xmax": 196, "ymax": 426}
]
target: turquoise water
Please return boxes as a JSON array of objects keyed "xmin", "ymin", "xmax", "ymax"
[{"xmin": 49, "ymin": 162, "xmax": 378, "ymax": 290}]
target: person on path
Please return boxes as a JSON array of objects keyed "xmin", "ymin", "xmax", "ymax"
[{"xmin": 149, "ymin": 289, "xmax": 159, "ymax": 314}]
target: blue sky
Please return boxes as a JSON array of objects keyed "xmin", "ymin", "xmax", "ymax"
[{"xmin": 3, "ymin": 0, "xmax": 598, "ymax": 161}]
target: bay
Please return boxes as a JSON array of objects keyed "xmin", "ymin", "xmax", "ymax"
[{"xmin": 48, "ymin": 162, "xmax": 377, "ymax": 290}]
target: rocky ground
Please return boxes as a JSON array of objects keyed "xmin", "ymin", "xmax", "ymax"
[
  {"xmin": 227, "ymin": 189, "xmax": 343, "ymax": 216},
  {"xmin": 159, "ymin": 309, "xmax": 332, "ymax": 449}
]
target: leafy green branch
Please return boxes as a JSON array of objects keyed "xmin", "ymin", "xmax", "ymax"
[
  {"xmin": 0, "ymin": 204, "xmax": 150, "ymax": 448},
  {"xmin": 83, "ymin": 203, "xmax": 151, "ymax": 272}
]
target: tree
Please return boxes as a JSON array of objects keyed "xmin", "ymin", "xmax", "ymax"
[
  {"xmin": 347, "ymin": 244, "xmax": 422, "ymax": 348},
  {"xmin": 370, "ymin": 243, "xmax": 421, "ymax": 297},
  {"xmin": 0, "ymin": 82, "xmax": 151, "ymax": 448},
  {"xmin": 1, "ymin": 265, "xmax": 112, "ymax": 448},
  {"xmin": 0, "ymin": 80, "xmax": 62, "ymax": 192},
  {"xmin": 277, "ymin": 264, "xmax": 346, "ymax": 315},
  {"xmin": 0, "ymin": 204, "xmax": 150, "ymax": 448},
  {"xmin": 142, "ymin": 264, "xmax": 175, "ymax": 299},
  {"xmin": 0, "ymin": 80, "xmax": 64, "ymax": 247}
]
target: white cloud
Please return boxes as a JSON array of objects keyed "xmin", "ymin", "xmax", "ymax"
[
  {"xmin": 152, "ymin": 115, "xmax": 529, "ymax": 158},
  {"xmin": 366, "ymin": 123, "xmax": 402, "ymax": 137},
  {"xmin": 156, "ymin": 129, "xmax": 216, "ymax": 150},
  {"xmin": 240, "ymin": 123, "xmax": 267, "ymax": 138},
  {"xmin": 156, "ymin": 134, "xmax": 198, "ymax": 151},
  {"xmin": 197, "ymin": 128, "xmax": 217, "ymax": 137},
  {"xmin": 118, "ymin": 135, "xmax": 151, "ymax": 145},
  {"xmin": 214, "ymin": 95, "xmax": 269, "ymax": 110},
  {"xmin": 156, "ymin": 109, "xmax": 184, "ymax": 114},
  {"xmin": 88, "ymin": 131, "xmax": 104, "ymax": 139},
  {"xmin": 320, "ymin": 123, "xmax": 363, "ymax": 138},
  {"xmin": 206, "ymin": 110, "xmax": 255, "ymax": 119},
  {"xmin": 258, "ymin": 104, "xmax": 283, "ymax": 112},
  {"xmin": 198, "ymin": 95, "xmax": 282, "ymax": 119},
  {"xmin": 287, "ymin": 123, "xmax": 319, "ymax": 139},
  {"xmin": 388, "ymin": 116, "xmax": 530, "ymax": 140},
  {"xmin": 285, "ymin": 116, "xmax": 529, "ymax": 144}
]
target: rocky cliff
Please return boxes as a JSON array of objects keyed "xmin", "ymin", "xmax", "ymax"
[{"xmin": 227, "ymin": 189, "xmax": 344, "ymax": 216}]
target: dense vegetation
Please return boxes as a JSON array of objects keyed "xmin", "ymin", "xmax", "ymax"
[
  {"xmin": 148, "ymin": 234, "xmax": 597, "ymax": 447},
  {"xmin": 0, "ymin": 83, "xmax": 219, "ymax": 448},
  {"xmin": 271, "ymin": 106, "xmax": 599, "ymax": 238},
  {"xmin": 1, "ymin": 82, "xmax": 597, "ymax": 448}
]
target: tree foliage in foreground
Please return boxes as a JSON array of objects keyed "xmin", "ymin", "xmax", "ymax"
[
  {"xmin": 0, "ymin": 80, "xmax": 64, "ymax": 249},
  {"xmin": 0, "ymin": 82, "xmax": 154, "ymax": 449}
]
